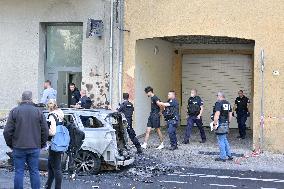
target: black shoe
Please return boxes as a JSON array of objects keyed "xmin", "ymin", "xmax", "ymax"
[
  {"xmin": 215, "ymin": 158, "xmax": 226, "ymax": 162},
  {"xmin": 169, "ymin": 146, "xmax": 178, "ymax": 151},
  {"xmin": 228, "ymin": 156, "xmax": 233, "ymax": 161},
  {"xmin": 241, "ymin": 136, "xmax": 246, "ymax": 139},
  {"xmin": 136, "ymin": 146, "xmax": 143, "ymax": 154},
  {"xmin": 200, "ymin": 139, "xmax": 206, "ymax": 143},
  {"xmin": 182, "ymin": 140, "xmax": 189, "ymax": 144}
]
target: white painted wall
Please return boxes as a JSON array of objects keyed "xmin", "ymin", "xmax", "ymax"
[
  {"xmin": 0, "ymin": 0, "xmax": 111, "ymax": 110},
  {"xmin": 134, "ymin": 39, "xmax": 173, "ymax": 135}
]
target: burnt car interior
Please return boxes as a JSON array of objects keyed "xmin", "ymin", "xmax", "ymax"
[{"xmin": 80, "ymin": 116, "xmax": 104, "ymax": 128}]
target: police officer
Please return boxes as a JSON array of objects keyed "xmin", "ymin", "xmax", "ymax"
[
  {"xmin": 158, "ymin": 91, "xmax": 179, "ymax": 150},
  {"xmin": 183, "ymin": 89, "xmax": 206, "ymax": 144},
  {"xmin": 78, "ymin": 90, "xmax": 92, "ymax": 109},
  {"xmin": 117, "ymin": 93, "xmax": 142, "ymax": 154},
  {"xmin": 233, "ymin": 90, "xmax": 250, "ymax": 139},
  {"xmin": 213, "ymin": 92, "xmax": 233, "ymax": 162}
]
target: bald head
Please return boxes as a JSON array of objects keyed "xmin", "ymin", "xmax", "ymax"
[
  {"xmin": 22, "ymin": 91, "xmax": 32, "ymax": 102},
  {"xmin": 217, "ymin": 92, "xmax": 225, "ymax": 101},
  {"xmin": 80, "ymin": 89, "xmax": 87, "ymax": 97}
]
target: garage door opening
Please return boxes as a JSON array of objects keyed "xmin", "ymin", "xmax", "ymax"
[{"xmin": 134, "ymin": 35, "xmax": 255, "ymax": 150}]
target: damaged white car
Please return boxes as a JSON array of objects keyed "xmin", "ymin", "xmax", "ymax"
[{"xmin": 7, "ymin": 108, "xmax": 135, "ymax": 174}]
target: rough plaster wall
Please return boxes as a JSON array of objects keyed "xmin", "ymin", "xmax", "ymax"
[
  {"xmin": 0, "ymin": 0, "xmax": 113, "ymax": 110},
  {"xmin": 134, "ymin": 39, "xmax": 173, "ymax": 135},
  {"xmin": 123, "ymin": 0, "xmax": 284, "ymax": 152}
]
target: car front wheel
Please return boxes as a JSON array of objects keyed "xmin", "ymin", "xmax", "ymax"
[{"xmin": 74, "ymin": 150, "xmax": 101, "ymax": 175}]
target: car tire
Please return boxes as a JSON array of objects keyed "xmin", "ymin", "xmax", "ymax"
[{"xmin": 74, "ymin": 150, "xmax": 101, "ymax": 175}]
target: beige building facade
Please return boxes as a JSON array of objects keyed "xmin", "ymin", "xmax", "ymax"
[{"xmin": 123, "ymin": 0, "xmax": 284, "ymax": 152}]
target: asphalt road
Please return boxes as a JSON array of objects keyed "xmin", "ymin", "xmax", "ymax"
[{"xmin": 1, "ymin": 166, "xmax": 283, "ymax": 189}]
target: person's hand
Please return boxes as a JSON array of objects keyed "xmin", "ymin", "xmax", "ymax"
[
  {"xmin": 159, "ymin": 112, "xmax": 163, "ymax": 116},
  {"xmin": 213, "ymin": 123, "xmax": 218, "ymax": 130},
  {"xmin": 197, "ymin": 115, "xmax": 201, "ymax": 119}
]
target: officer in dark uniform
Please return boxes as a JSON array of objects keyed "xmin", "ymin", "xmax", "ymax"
[
  {"xmin": 117, "ymin": 93, "xmax": 142, "ymax": 154},
  {"xmin": 78, "ymin": 90, "xmax": 92, "ymax": 109},
  {"xmin": 69, "ymin": 83, "xmax": 80, "ymax": 108},
  {"xmin": 158, "ymin": 91, "xmax": 179, "ymax": 150},
  {"xmin": 183, "ymin": 89, "xmax": 206, "ymax": 144},
  {"xmin": 234, "ymin": 90, "xmax": 250, "ymax": 139}
]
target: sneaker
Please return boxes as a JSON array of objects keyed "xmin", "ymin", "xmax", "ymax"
[
  {"xmin": 156, "ymin": 142, "xmax": 164, "ymax": 150},
  {"xmin": 227, "ymin": 156, "xmax": 233, "ymax": 161},
  {"xmin": 169, "ymin": 146, "xmax": 178, "ymax": 151},
  {"xmin": 214, "ymin": 157, "xmax": 226, "ymax": 162},
  {"xmin": 182, "ymin": 140, "xmax": 189, "ymax": 144},
  {"xmin": 141, "ymin": 143, "xmax": 147, "ymax": 149}
]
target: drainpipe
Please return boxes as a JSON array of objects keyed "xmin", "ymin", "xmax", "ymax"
[
  {"xmin": 118, "ymin": 0, "xmax": 124, "ymax": 102},
  {"xmin": 109, "ymin": 0, "xmax": 114, "ymax": 106}
]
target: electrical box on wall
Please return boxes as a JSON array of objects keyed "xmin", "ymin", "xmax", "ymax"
[{"xmin": 86, "ymin": 19, "xmax": 103, "ymax": 38}]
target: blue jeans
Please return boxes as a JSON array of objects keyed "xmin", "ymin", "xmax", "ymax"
[
  {"xmin": 13, "ymin": 148, "xmax": 41, "ymax": 189},
  {"xmin": 237, "ymin": 113, "xmax": 248, "ymax": 138},
  {"xmin": 167, "ymin": 120, "xmax": 178, "ymax": 147},
  {"xmin": 184, "ymin": 116, "xmax": 206, "ymax": 142},
  {"xmin": 216, "ymin": 134, "xmax": 231, "ymax": 159}
]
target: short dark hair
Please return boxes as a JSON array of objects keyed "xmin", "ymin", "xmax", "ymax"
[
  {"xmin": 45, "ymin": 80, "xmax": 51, "ymax": 85},
  {"xmin": 239, "ymin": 90, "xmax": 244, "ymax": 93},
  {"xmin": 69, "ymin": 83, "xmax": 76, "ymax": 87},
  {"xmin": 123, "ymin": 93, "xmax": 129, "ymax": 100},
  {"xmin": 144, "ymin": 86, "xmax": 153, "ymax": 93},
  {"xmin": 169, "ymin": 90, "xmax": 175, "ymax": 95}
]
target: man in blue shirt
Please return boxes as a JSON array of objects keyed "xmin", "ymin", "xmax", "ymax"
[
  {"xmin": 40, "ymin": 80, "xmax": 57, "ymax": 105},
  {"xmin": 158, "ymin": 91, "xmax": 179, "ymax": 150},
  {"xmin": 183, "ymin": 89, "xmax": 206, "ymax": 144}
]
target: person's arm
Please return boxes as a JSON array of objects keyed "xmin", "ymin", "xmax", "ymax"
[
  {"xmin": 3, "ymin": 110, "xmax": 16, "ymax": 148},
  {"xmin": 40, "ymin": 112, "xmax": 49, "ymax": 148},
  {"xmin": 197, "ymin": 98, "xmax": 204, "ymax": 119},
  {"xmin": 40, "ymin": 90, "xmax": 48, "ymax": 104},
  {"xmin": 48, "ymin": 115, "xmax": 57, "ymax": 136},
  {"xmin": 247, "ymin": 98, "xmax": 251, "ymax": 113},
  {"xmin": 213, "ymin": 111, "xmax": 220, "ymax": 129},
  {"xmin": 157, "ymin": 101, "xmax": 170, "ymax": 107},
  {"xmin": 229, "ymin": 112, "xmax": 233, "ymax": 123}
]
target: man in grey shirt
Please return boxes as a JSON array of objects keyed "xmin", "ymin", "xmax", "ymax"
[{"xmin": 40, "ymin": 80, "xmax": 57, "ymax": 105}]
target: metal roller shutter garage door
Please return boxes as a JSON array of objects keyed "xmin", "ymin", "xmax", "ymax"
[{"xmin": 181, "ymin": 53, "xmax": 252, "ymax": 129}]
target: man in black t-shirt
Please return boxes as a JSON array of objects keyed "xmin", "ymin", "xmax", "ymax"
[
  {"xmin": 141, "ymin": 86, "xmax": 164, "ymax": 150},
  {"xmin": 213, "ymin": 92, "xmax": 233, "ymax": 162},
  {"xmin": 158, "ymin": 91, "xmax": 180, "ymax": 150},
  {"xmin": 69, "ymin": 83, "xmax": 81, "ymax": 108},
  {"xmin": 233, "ymin": 90, "xmax": 250, "ymax": 139}
]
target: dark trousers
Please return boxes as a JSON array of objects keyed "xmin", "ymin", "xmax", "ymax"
[
  {"xmin": 237, "ymin": 113, "xmax": 248, "ymax": 138},
  {"xmin": 13, "ymin": 148, "xmax": 41, "ymax": 189},
  {"xmin": 184, "ymin": 116, "xmax": 206, "ymax": 142},
  {"xmin": 167, "ymin": 120, "xmax": 178, "ymax": 147},
  {"xmin": 45, "ymin": 149, "xmax": 62, "ymax": 189},
  {"xmin": 126, "ymin": 117, "xmax": 141, "ymax": 148}
]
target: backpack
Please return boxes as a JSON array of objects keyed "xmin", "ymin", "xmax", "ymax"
[{"xmin": 49, "ymin": 114, "xmax": 70, "ymax": 152}]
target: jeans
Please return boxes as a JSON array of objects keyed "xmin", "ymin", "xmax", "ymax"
[
  {"xmin": 217, "ymin": 134, "xmax": 231, "ymax": 159},
  {"xmin": 126, "ymin": 117, "xmax": 141, "ymax": 148},
  {"xmin": 237, "ymin": 113, "xmax": 248, "ymax": 138},
  {"xmin": 184, "ymin": 116, "xmax": 206, "ymax": 142},
  {"xmin": 13, "ymin": 148, "xmax": 41, "ymax": 189},
  {"xmin": 45, "ymin": 149, "xmax": 62, "ymax": 189},
  {"xmin": 167, "ymin": 120, "xmax": 178, "ymax": 147}
]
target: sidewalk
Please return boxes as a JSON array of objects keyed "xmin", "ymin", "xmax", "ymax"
[{"xmin": 138, "ymin": 126, "xmax": 284, "ymax": 173}]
